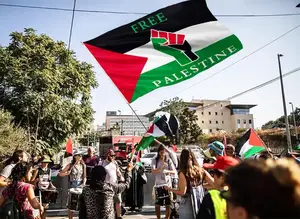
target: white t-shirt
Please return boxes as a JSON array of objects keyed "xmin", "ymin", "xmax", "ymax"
[
  {"xmin": 101, "ymin": 160, "xmax": 118, "ymax": 184},
  {"xmin": 0, "ymin": 164, "xmax": 16, "ymax": 195}
]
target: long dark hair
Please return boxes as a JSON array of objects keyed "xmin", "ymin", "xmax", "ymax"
[
  {"xmin": 10, "ymin": 162, "xmax": 32, "ymax": 182},
  {"xmin": 155, "ymin": 145, "xmax": 167, "ymax": 163},
  {"xmin": 4, "ymin": 150, "xmax": 24, "ymax": 167},
  {"xmin": 179, "ymin": 149, "xmax": 202, "ymax": 186}
]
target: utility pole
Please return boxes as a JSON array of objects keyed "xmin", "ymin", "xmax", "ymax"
[
  {"xmin": 289, "ymin": 102, "xmax": 298, "ymax": 142},
  {"xmin": 277, "ymin": 54, "xmax": 292, "ymax": 152}
]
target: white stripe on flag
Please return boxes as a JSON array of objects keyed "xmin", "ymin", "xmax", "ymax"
[
  {"xmin": 126, "ymin": 21, "xmax": 232, "ymax": 73},
  {"xmin": 239, "ymin": 139, "xmax": 252, "ymax": 157}
]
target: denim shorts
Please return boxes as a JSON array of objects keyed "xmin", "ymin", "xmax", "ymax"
[{"xmin": 70, "ymin": 181, "xmax": 82, "ymax": 188}]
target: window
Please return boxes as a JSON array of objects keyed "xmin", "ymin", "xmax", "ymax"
[
  {"xmin": 209, "ymin": 129, "xmax": 213, "ymax": 133},
  {"xmin": 249, "ymin": 119, "xmax": 252, "ymax": 124},
  {"xmin": 243, "ymin": 119, "xmax": 247, "ymax": 128},
  {"xmin": 222, "ymin": 121, "xmax": 224, "ymax": 124},
  {"xmin": 221, "ymin": 112, "xmax": 223, "ymax": 116},
  {"xmin": 237, "ymin": 119, "xmax": 241, "ymax": 129},
  {"xmin": 221, "ymin": 104, "xmax": 223, "ymax": 107},
  {"xmin": 209, "ymin": 112, "xmax": 211, "ymax": 115},
  {"xmin": 201, "ymin": 112, "xmax": 204, "ymax": 115},
  {"xmin": 216, "ymin": 121, "xmax": 219, "ymax": 124},
  {"xmin": 215, "ymin": 112, "xmax": 218, "ymax": 115},
  {"xmin": 209, "ymin": 120, "xmax": 212, "ymax": 124},
  {"xmin": 232, "ymin": 109, "xmax": 250, "ymax": 115},
  {"xmin": 243, "ymin": 119, "xmax": 246, "ymax": 124},
  {"xmin": 202, "ymin": 121, "xmax": 204, "ymax": 124}
]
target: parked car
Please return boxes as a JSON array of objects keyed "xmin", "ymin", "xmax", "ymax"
[{"xmin": 140, "ymin": 152, "xmax": 157, "ymax": 172}]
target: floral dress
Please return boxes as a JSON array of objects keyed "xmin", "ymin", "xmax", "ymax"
[{"xmin": 2, "ymin": 182, "xmax": 39, "ymax": 219}]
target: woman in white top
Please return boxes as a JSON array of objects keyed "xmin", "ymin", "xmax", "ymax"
[{"xmin": 59, "ymin": 152, "xmax": 86, "ymax": 219}]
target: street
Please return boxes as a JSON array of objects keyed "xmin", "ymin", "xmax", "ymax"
[{"xmin": 47, "ymin": 206, "xmax": 162, "ymax": 219}]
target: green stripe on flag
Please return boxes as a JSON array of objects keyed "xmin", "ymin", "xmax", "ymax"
[
  {"xmin": 136, "ymin": 136, "xmax": 155, "ymax": 151},
  {"xmin": 131, "ymin": 34, "xmax": 242, "ymax": 102},
  {"xmin": 243, "ymin": 146, "xmax": 265, "ymax": 158}
]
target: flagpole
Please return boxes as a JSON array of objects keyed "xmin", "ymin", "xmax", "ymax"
[{"xmin": 127, "ymin": 103, "xmax": 166, "ymax": 147}]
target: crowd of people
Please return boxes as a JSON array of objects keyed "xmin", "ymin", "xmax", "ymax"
[{"xmin": 0, "ymin": 142, "xmax": 300, "ymax": 219}]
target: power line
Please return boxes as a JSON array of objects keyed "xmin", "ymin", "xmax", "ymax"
[
  {"xmin": 176, "ymin": 23, "xmax": 300, "ymax": 95},
  {"xmin": 1, "ymin": 3, "xmax": 300, "ymax": 17},
  {"xmin": 199, "ymin": 66, "xmax": 300, "ymax": 111}
]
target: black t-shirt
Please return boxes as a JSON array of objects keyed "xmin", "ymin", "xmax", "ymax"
[{"xmin": 197, "ymin": 193, "xmax": 215, "ymax": 219}]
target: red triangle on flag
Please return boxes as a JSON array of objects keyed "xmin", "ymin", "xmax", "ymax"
[
  {"xmin": 84, "ymin": 43, "xmax": 148, "ymax": 103},
  {"xmin": 147, "ymin": 124, "xmax": 155, "ymax": 135},
  {"xmin": 65, "ymin": 138, "xmax": 73, "ymax": 157},
  {"xmin": 249, "ymin": 129, "xmax": 264, "ymax": 147}
]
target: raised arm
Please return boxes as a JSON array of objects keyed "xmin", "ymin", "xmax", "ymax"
[{"xmin": 27, "ymin": 185, "xmax": 44, "ymax": 214}]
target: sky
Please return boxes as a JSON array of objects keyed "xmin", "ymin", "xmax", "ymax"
[{"xmin": 0, "ymin": 0, "xmax": 300, "ymax": 129}]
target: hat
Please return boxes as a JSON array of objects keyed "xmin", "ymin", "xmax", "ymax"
[
  {"xmin": 73, "ymin": 150, "xmax": 82, "ymax": 156},
  {"xmin": 41, "ymin": 155, "xmax": 52, "ymax": 163},
  {"xmin": 203, "ymin": 156, "xmax": 239, "ymax": 172},
  {"xmin": 208, "ymin": 141, "xmax": 225, "ymax": 156}
]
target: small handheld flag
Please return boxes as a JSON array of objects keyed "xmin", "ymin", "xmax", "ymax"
[{"xmin": 136, "ymin": 112, "xmax": 179, "ymax": 151}]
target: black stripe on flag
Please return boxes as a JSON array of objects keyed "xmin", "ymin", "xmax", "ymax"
[
  {"xmin": 155, "ymin": 115, "xmax": 179, "ymax": 137},
  {"xmin": 84, "ymin": 0, "xmax": 216, "ymax": 54},
  {"xmin": 235, "ymin": 129, "xmax": 251, "ymax": 155}
]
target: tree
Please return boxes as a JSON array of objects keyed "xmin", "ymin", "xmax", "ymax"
[
  {"xmin": 262, "ymin": 107, "xmax": 300, "ymax": 129},
  {"xmin": 159, "ymin": 97, "xmax": 202, "ymax": 144},
  {"xmin": 0, "ymin": 28, "xmax": 98, "ymax": 150},
  {"xmin": 0, "ymin": 109, "xmax": 29, "ymax": 157}
]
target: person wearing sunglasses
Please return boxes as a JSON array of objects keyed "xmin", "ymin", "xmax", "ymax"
[
  {"xmin": 221, "ymin": 158, "xmax": 300, "ymax": 219},
  {"xmin": 197, "ymin": 156, "xmax": 239, "ymax": 219}
]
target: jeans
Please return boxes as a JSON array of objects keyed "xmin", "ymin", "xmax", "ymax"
[{"xmin": 70, "ymin": 181, "xmax": 82, "ymax": 188}]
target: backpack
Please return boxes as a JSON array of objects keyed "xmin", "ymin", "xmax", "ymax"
[{"xmin": 0, "ymin": 197, "xmax": 25, "ymax": 219}]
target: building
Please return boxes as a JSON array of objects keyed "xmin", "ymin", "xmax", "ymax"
[
  {"xmin": 105, "ymin": 111, "xmax": 150, "ymax": 136},
  {"xmin": 97, "ymin": 123, "xmax": 106, "ymax": 132},
  {"xmin": 145, "ymin": 99, "xmax": 256, "ymax": 134}
]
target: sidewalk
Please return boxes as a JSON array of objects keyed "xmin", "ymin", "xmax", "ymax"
[{"xmin": 47, "ymin": 206, "xmax": 163, "ymax": 218}]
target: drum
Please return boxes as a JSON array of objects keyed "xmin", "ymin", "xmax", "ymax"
[
  {"xmin": 155, "ymin": 185, "xmax": 169, "ymax": 200},
  {"xmin": 66, "ymin": 188, "xmax": 83, "ymax": 211},
  {"xmin": 40, "ymin": 189, "xmax": 58, "ymax": 204}
]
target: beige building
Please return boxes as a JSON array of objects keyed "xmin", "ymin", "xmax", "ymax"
[
  {"xmin": 190, "ymin": 99, "xmax": 256, "ymax": 134},
  {"xmin": 146, "ymin": 99, "xmax": 256, "ymax": 134}
]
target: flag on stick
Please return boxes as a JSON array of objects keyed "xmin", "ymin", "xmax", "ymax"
[
  {"xmin": 136, "ymin": 112, "xmax": 179, "ymax": 151},
  {"xmin": 235, "ymin": 129, "xmax": 265, "ymax": 158},
  {"xmin": 84, "ymin": 0, "xmax": 243, "ymax": 103},
  {"xmin": 64, "ymin": 138, "xmax": 73, "ymax": 158}
]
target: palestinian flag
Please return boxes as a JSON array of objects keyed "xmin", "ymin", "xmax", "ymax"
[
  {"xmin": 236, "ymin": 129, "xmax": 265, "ymax": 158},
  {"xmin": 64, "ymin": 138, "xmax": 73, "ymax": 158},
  {"xmin": 84, "ymin": 0, "xmax": 243, "ymax": 103},
  {"xmin": 136, "ymin": 112, "xmax": 179, "ymax": 151}
]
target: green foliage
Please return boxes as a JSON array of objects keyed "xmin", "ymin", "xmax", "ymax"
[
  {"xmin": 0, "ymin": 28, "xmax": 98, "ymax": 150},
  {"xmin": 159, "ymin": 97, "xmax": 202, "ymax": 144},
  {"xmin": 0, "ymin": 109, "xmax": 29, "ymax": 156},
  {"xmin": 262, "ymin": 107, "xmax": 300, "ymax": 129}
]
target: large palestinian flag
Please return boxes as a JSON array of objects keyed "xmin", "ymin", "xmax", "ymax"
[
  {"xmin": 84, "ymin": 0, "xmax": 243, "ymax": 103},
  {"xmin": 235, "ymin": 129, "xmax": 265, "ymax": 158},
  {"xmin": 136, "ymin": 112, "xmax": 179, "ymax": 151}
]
